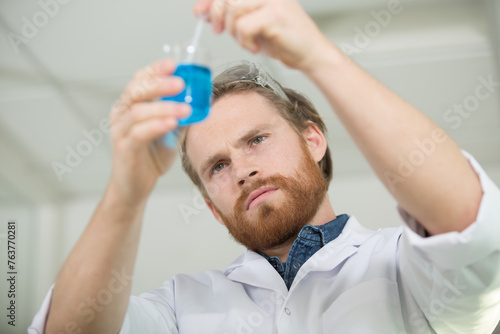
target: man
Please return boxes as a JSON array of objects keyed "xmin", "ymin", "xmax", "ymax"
[{"xmin": 30, "ymin": 0, "xmax": 500, "ymax": 333}]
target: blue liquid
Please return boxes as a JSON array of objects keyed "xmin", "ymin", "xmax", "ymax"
[{"xmin": 162, "ymin": 63, "xmax": 212, "ymax": 126}]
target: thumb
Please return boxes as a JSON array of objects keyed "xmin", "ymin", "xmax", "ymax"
[{"xmin": 194, "ymin": 0, "xmax": 211, "ymax": 18}]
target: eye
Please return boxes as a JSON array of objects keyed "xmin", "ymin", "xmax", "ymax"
[
  {"xmin": 212, "ymin": 162, "xmax": 226, "ymax": 174},
  {"xmin": 251, "ymin": 136, "xmax": 266, "ymax": 146}
]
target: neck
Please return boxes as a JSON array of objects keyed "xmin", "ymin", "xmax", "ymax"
[{"xmin": 261, "ymin": 195, "xmax": 336, "ymax": 262}]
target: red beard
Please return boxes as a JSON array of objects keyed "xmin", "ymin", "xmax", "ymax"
[{"xmin": 214, "ymin": 143, "xmax": 327, "ymax": 252}]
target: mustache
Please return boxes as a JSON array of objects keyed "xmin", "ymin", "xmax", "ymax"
[{"xmin": 235, "ymin": 175, "xmax": 291, "ymax": 211}]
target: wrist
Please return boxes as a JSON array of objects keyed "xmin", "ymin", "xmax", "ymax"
[
  {"xmin": 103, "ymin": 178, "xmax": 149, "ymax": 215},
  {"xmin": 300, "ymin": 39, "xmax": 349, "ymax": 80}
]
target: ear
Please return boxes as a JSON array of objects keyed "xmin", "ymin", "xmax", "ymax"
[
  {"xmin": 301, "ymin": 121, "xmax": 328, "ymax": 163},
  {"xmin": 205, "ymin": 200, "xmax": 225, "ymax": 226}
]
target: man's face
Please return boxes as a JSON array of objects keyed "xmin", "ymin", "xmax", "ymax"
[{"xmin": 186, "ymin": 92, "xmax": 326, "ymax": 252}]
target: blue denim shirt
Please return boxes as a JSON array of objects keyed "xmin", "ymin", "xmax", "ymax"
[{"xmin": 259, "ymin": 214, "xmax": 349, "ymax": 290}]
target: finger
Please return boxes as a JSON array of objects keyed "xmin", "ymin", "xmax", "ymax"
[
  {"xmin": 130, "ymin": 102, "xmax": 191, "ymax": 124},
  {"xmin": 121, "ymin": 75, "xmax": 185, "ymax": 108},
  {"xmin": 111, "ymin": 61, "xmax": 183, "ymax": 120},
  {"xmin": 123, "ymin": 59, "xmax": 180, "ymax": 106},
  {"xmin": 111, "ymin": 75, "xmax": 184, "ymax": 129},
  {"xmin": 113, "ymin": 102, "xmax": 191, "ymax": 139},
  {"xmin": 225, "ymin": 0, "xmax": 265, "ymax": 38},
  {"xmin": 132, "ymin": 59, "xmax": 177, "ymax": 81},
  {"xmin": 127, "ymin": 117, "xmax": 179, "ymax": 147},
  {"xmin": 194, "ymin": 0, "xmax": 212, "ymax": 18},
  {"xmin": 235, "ymin": 10, "xmax": 273, "ymax": 53},
  {"xmin": 210, "ymin": 0, "xmax": 228, "ymax": 33}
]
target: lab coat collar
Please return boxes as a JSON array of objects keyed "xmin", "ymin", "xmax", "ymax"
[
  {"xmin": 225, "ymin": 249, "xmax": 289, "ymax": 297},
  {"xmin": 290, "ymin": 216, "xmax": 368, "ymax": 288},
  {"xmin": 339, "ymin": 215, "xmax": 378, "ymax": 246},
  {"xmin": 224, "ymin": 216, "xmax": 374, "ymax": 295}
]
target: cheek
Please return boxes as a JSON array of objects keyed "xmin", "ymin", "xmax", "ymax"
[
  {"xmin": 206, "ymin": 171, "xmax": 232, "ymax": 198},
  {"xmin": 262, "ymin": 140, "xmax": 303, "ymax": 172},
  {"xmin": 206, "ymin": 180, "xmax": 234, "ymax": 213}
]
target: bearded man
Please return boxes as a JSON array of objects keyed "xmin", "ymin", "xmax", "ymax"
[{"xmin": 31, "ymin": 1, "xmax": 500, "ymax": 333}]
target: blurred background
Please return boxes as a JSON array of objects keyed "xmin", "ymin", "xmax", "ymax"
[{"xmin": 0, "ymin": 0, "xmax": 499, "ymax": 332}]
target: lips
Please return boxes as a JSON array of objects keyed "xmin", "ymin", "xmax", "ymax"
[{"xmin": 246, "ymin": 186, "xmax": 278, "ymax": 210}]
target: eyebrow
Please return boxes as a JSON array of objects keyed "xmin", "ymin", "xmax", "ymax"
[{"xmin": 199, "ymin": 124, "xmax": 273, "ymax": 177}]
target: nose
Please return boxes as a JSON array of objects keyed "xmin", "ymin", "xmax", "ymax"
[{"xmin": 232, "ymin": 155, "xmax": 260, "ymax": 187}]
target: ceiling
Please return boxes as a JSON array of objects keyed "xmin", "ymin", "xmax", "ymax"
[{"xmin": 0, "ymin": 0, "xmax": 499, "ymax": 205}]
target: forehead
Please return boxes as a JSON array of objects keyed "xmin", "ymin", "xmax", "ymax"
[{"xmin": 185, "ymin": 92, "xmax": 293, "ymax": 172}]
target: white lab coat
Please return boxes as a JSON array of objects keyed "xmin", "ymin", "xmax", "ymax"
[{"xmin": 29, "ymin": 152, "xmax": 500, "ymax": 333}]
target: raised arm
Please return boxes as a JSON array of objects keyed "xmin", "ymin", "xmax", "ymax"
[
  {"xmin": 45, "ymin": 60, "xmax": 190, "ymax": 333},
  {"xmin": 196, "ymin": 0, "xmax": 482, "ymax": 235},
  {"xmin": 300, "ymin": 47, "xmax": 482, "ymax": 235}
]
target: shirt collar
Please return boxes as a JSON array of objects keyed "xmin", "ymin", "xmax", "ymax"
[
  {"xmin": 299, "ymin": 214, "xmax": 349, "ymax": 246},
  {"xmin": 259, "ymin": 214, "xmax": 350, "ymax": 261}
]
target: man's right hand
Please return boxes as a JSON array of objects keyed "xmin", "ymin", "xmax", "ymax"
[
  {"xmin": 108, "ymin": 59, "xmax": 191, "ymax": 204},
  {"xmin": 45, "ymin": 61, "xmax": 190, "ymax": 334}
]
